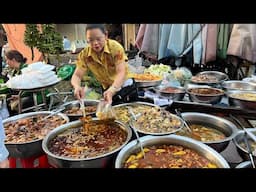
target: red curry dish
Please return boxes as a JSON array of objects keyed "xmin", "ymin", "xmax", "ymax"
[
  {"xmin": 48, "ymin": 120, "xmax": 127, "ymax": 159},
  {"xmin": 124, "ymin": 144, "xmax": 217, "ymax": 168},
  {"xmin": 4, "ymin": 115, "xmax": 67, "ymax": 144}
]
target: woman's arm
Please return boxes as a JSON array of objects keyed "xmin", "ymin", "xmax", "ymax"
[
  {"xmin": 71, "ymin": 67, "xmax": 87, "ymax": 100},
  {"xmin": 103, "ymin": 61, "xmax": 127, "ymax": 104}
]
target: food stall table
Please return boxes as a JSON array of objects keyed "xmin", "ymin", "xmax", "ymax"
[{"xmin": 12, "ymin": 80, "xmax": 61, "ymax": 114}]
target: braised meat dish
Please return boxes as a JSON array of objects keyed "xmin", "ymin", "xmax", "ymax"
[
  {"xmin": 64, "ymin": 106, "xmax": 97, "ymax": 115},
  {"xmin": 191, "ymin": 74, "xmax": 218, "ymax": 83},
  {"xmin": 4, "ymin": 115, "xmax": 67, "ymax": 143},
  {"xmin": 188, "ymin": 88, "xmax": 223, "ymax": 95},
  {"xmin": 48, "ymin": 119, "xmax": 127, "ymax": 159}
]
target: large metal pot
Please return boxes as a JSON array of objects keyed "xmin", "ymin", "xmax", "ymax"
[
  {"xmin": 115, "ymin": 135, "xmax": 230, "ymax": 168},
  {"xmin": 222, "ymin": 80, "xmax": 256, "ymax": 92},
  {"xmin": 60, "ymin": 99, "xmax": 99, "ymax": 121},
  {"xmin": 3, "ymin": 111, "xmax": 69, "ymax": 158},
  {"xmin": 233, "ymin": 128, "xmax": 256, "ymax": 162},
  {"xmin": 190, "ymin": 71, "xmax": 228, "ymax": 85},
  {"xmin": 179, "ymin": 112, "xmax": 238, "ymax": 152},
  {"xmin": 227, "ymin": 90, "xmax": 256, "ymax": 111},
  {"xmin": 42, "ymin": 119, "xmax": 132, "ymax": 168}
]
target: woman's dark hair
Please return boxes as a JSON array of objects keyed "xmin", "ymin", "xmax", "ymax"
[
  {"xmin": 5, "ymin": 50, "xmax": 27, "ymax": 63},
  {"xmin": 86, "ymin": 24, "xmax": 106, "ymax": 34}
]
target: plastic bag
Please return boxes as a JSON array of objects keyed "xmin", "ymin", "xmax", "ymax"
[{"xmin": 96, "ymin": 99, "xmax": 116, "ymax": 120}]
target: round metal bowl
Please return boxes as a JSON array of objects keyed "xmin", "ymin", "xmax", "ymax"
[
  {"xmin": 233, "ymin": 128, "xmax": 256, "ymax": 162},
  {"xmin": 131, "ymin": 112, "xmax": 184, "ymax": 136},
  {"xmin": 235, "ymin": 161, "xmax": 253, "ymax": 168},
  {"xmin": 135, "ymin": 79, "xmax": 162, "ymax": 88},
  {"xmin": 42, "ymin": 119, "xmax": 132, "ymax": 168},
  {"xmin": 187, "ymin": 87, "xmax": 224, "ymax": 104},
  {"xmin": 190, "ymin": 71, "xmax": 228, "ymax": 85},
  {"xmin": 115, "ymin": 135, "xmax": 230, "ymax": 168},
  {"xmin": 60, "ymin": 99, "xmax": 99, "ymax": 121},
  {"xmin": 113, "ymin": 101, "xmax": 160, "ymax": 124},
  {"xmin": 179, "ymin": 112, "xmax": 238, "ymax": 152},
  {"xmin": 222, "ymin": 80, "xmax": 256, "ymax": 92},
  {"xmin": 154, "ymin": 86, "xmax": 186, "ymax": 101},
  {"xmin": 3, "ymin": 111, "xmax": 69, "ymax": 158},
  {"xmin": 227, "ymin": 90, "xmax": 256, "ymax": 110}
]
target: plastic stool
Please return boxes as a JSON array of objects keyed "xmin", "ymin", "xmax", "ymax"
[{"xmin": 8, "ymin": 154, "xmax": 51, "ymax": 168}]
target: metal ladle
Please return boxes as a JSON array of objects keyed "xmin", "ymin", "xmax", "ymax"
[
  {"xmin": 127, "ymin": 107, "xmax": 145, "ymax": 159},
  {"xmin": 79, "ymin": 99, "xmax": 86, "ymax": 118},
  {"xmin": 243, "ymin": 132, "xmax": 256, "ymax": 168},
  {"xmin": 39, "ymin": 107, "xmax": 65, "ymax": 122},
  {"xmin": 230, "ymin": 114, "xmax": 256, "ymax": 168},
  {"xmin": 230, "ymin": 114, "xmax": 256, "ymax": 142},
  {"xmin": 175, "ymin": 109, "xmax": 192, "ymax": 133}
]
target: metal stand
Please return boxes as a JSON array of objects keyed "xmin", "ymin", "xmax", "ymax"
[
  {"xmin": 17, "ymin": 88, "xmax": 48, "ymax": 114},
  {"xmin": 13, "ymin": 81, "xmax": 61, "ymax": 114}
]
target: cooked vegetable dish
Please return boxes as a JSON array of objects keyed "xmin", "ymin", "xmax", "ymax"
[{"xmin": 124, "ymin": 144, "xmax": 217, "ymax": 168}]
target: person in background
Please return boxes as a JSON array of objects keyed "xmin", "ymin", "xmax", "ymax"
[
  {"xmin": 5, "ymin": 50, "xmax": 28, "ymax": 78},
  {"xmin": 0, "ymin": 117, "xmax": 9, "ymax": 168},
  {"xmin": 63, "ymin": 35, "xmax": 71, "ymax": 51},
  {"xmin": 0, "ymin": 29, "xmax": 7, "ymax": 75},
  {"xmin": 71, "ymin": 24, "xmax": 129, "ymax": 104},
  {"xmin": 4, "ymin": 50, "xmax": 49, "ymax": 115}
]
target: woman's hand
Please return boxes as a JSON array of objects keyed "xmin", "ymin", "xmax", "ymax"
[
  {"xmin": 74, "ymin": 86, "xmax": 85, "ymax": 100},
  {"xmin": 0, "ymin": 159, "xmax": 9, "ymax": 168},
  {"xmin": 103, "ymin": 88, "xmax": 115, "ymax": 104}
]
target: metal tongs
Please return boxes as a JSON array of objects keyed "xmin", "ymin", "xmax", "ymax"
[
  {"xmin": 127, "ymin": 107, "xmax": 145, "ymax": 159},
  {"xmin": 230, "ymin": 114, "xmax": 256, "ymax": 168}
]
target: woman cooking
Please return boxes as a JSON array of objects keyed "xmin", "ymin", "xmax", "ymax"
[{"xmin": 71, "ymin": 24, "xmax": 138, "ymax": 105}]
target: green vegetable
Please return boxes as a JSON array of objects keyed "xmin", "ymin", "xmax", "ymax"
[{"xmin": 144, "ymin": 64, "xmax": 172, "ymax": 77}]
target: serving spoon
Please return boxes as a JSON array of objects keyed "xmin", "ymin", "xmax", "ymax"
[
  {"xmin": 230, "ymin": 114, "xmax": 256, "ymax": 168},
  {"xmin": 127, "ymin": 106, "xmax": 145, "ymax": 159}
]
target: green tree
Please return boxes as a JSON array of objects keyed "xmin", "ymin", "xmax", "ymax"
[
  {"xmin": 37, "ymin": 24, "xmax": 63, "ymax": 63},
  {"xmin": 24, "ymin": 24, "xmax": 63, "ymax": 63},
  {"xmin": 24, "ymin": 24, "xmax": 40, "ymax": 61}
]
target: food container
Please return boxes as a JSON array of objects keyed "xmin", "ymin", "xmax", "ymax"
[
  {"xmin": 154, "ymin": 86, "xmax": 186, "ymax": 101},
  {"xmin": 227, "ymin": 90, "xmax": 256, "ymax": 110},
  {"xmin": 60, "ymin": 99, "xmax": 99, "ymax": 121},
  {"xmin": 233, "ymin": 128, "xmax": 256, "ymax": 162},
  {"xmin": 190, "ymin": 71, "xmax": 228, "ymax": 85},
  {"xmin": 3, "ymin": 111, "xmax": 69, "ymax": 158},
  {"xmin": 187, "ymin": 87, "xmax": 224, "ymax": 104},
  {"xmin": 222, "ymin": 80, "xmax": 256, "ymax": 92},
  {"xmin": 179, "ymin": 112, "xmax": 238, "ymax": 152},
  {"xmin": 42, "ymin": 119, "xmax": 132, "ymax": 168},
  {"xmin": 115, "ymin": 135, "xmax": 230, "ymax": 168}
]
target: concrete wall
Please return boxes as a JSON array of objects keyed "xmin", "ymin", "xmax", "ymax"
[{"xmin": 56, "ymin": 24, "xmax": 87, "ymax": 41}]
